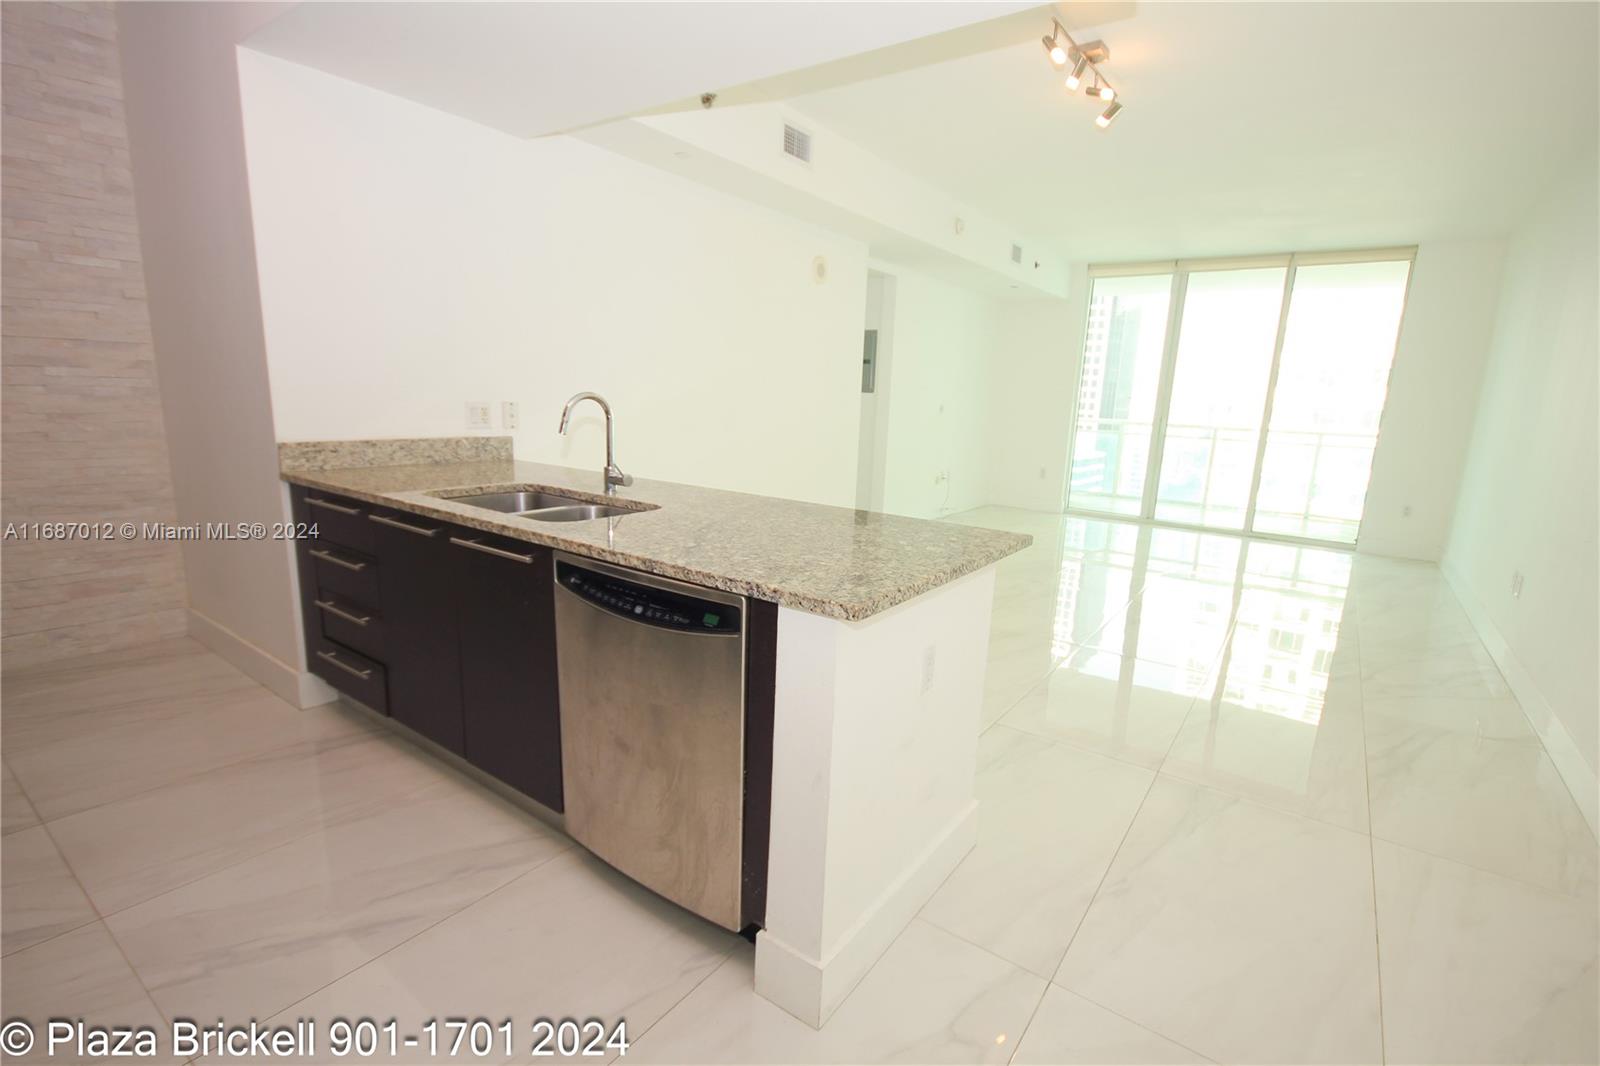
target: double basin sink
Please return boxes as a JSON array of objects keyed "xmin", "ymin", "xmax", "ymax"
[{"xmin": 444, "ymin": 489, "xmax": 653, "ymax": 523}]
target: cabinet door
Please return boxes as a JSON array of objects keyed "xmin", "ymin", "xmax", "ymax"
[
  {"xmin": 450, "ymin": 532, "xmax": 563, "ymax": 811},
  {"xmin": 372, "ymin": 511, "xmax": 464, "ymax": 753}
]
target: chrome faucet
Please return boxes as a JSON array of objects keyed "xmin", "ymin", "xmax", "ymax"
[{"xmin": 558, "ymin": 391, "xmax": 631, "ymax": 492}]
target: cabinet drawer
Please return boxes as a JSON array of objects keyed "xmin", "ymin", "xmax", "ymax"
[
  {"xmin": 302, "ymin": 492, "xmax": 376, "ymax": 554},
  {"xmin": 314, "ymin": 594, "xmax": 383, "ymax": 661},
  {"xmin": 306, "ymin": 543, "xmax": 380, "ymax": 607},
  {"xmin": 309, "ymin": 640, "xmax": 387, "ymax": 711}
]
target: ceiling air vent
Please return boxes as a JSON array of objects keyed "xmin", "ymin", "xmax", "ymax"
[{"xmin": 782, "ymin": 123, "xmax": 812, "ymax": 163}]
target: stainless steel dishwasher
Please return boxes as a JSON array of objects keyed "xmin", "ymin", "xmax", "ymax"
[{"xmin": 551, "ymin": 551, "xmax": 747, "ymax": 931}]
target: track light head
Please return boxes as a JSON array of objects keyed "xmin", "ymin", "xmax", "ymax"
[
  {"xmin": 1064, "ymin": 53, "xmax": 1089, "ymax": 91},
  {"xmin": 1042, "ymin": 34, "xmax": 1068, "ymax": 67},
  {"xmin": 1098, "ymin": 83, "xmax": 1116, "ymax": 102},
  {"xmin": 1095, "ymin": 101, "xmax": 1123, "ymax": 129}
]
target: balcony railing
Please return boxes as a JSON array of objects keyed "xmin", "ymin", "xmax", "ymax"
[{"xmin": 1070, "ymin": 418, "xmax": 1377, "ymax": 540}]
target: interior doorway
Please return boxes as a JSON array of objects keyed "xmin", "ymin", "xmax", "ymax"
[{"xmin": 1066, "ymin": 250, "xmax": 1413, "ymax": 546}]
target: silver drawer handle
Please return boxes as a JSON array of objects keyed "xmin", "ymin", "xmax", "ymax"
[
  {"xmin": 307, "ymin": 496, "xmax": 361, "ymax": 515},
  {"xmin": 368, "ymin": 514, "xmax": 440, "ymax": 538},
  {"xmin": 449, "ymin": 537, "xmax": 533, "ymax": 564},
  {"xmin": 308, "ymin": 548, "xmax": 367, "ymax": 572},
  {"xmin": 316, "ymin": 649, "xmax": 373, "ymax": 680},
  {"xmin": 314, "ymin": 599, "xmax": 371, "ymax": 626}
]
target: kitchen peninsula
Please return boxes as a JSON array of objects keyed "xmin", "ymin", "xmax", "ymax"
[{"xmin": 279, "ymin": 437, "xmax": 1029, "ymax": 1027}]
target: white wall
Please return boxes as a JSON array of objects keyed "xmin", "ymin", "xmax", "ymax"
[
  {"xmin": 1444, "ymin": 146, "xmax": 1600, "ymax": 791},
  {"xmin": 1359, "ymin": 239, "xmax": 1506, "ymax": 559},
  {"xmin": 117, "ymin": 2, "xmax": 315, "ymax": 703},
  {"xmin": 983, "ymin": 278, "xmax": 1087, "ymax": 512},
  {"xmin": 872, "ymin": 263, "xmax": 997, "ymax": 519},
  {"xmin": 238, "ymin": 50, "xmax": 868, "ymax": 509}
]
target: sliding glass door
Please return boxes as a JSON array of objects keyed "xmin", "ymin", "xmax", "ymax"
[
  {"xmin": 1153, "ymin": 266, "xmax": 1287, "ymax": 530},
  {"xmin": 1253, "ymin": 260, "xmax": 1413, "ymax": 541},
  {"xmin": 1068, "ymin": 273, "xmax": 1171, "ymax": 516},
  {"xmin": 1067, "ymin": 251, "xmax": 1413, "ymax": 546}
]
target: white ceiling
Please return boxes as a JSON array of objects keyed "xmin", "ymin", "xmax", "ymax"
[
  {"xmin": 243, "ymin": 1, "xmax": 1039, "ymax": 138},
  {"xmin": 789, "ymin": 2, "xmax": 1600, "ymax": 263}
]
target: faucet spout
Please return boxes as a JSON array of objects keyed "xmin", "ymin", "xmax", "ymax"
[{"xmin": 557, "ymin": 391, "xmax": 631, "ymax": 492}]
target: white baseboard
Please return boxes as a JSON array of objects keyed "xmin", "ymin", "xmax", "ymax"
[
  {"xmin": 754, "ymin": 801, "xmax": 978, "ymax": 1028},
  {"xmin": 1441, "ymin": 561, "xmax": 1599, "ymax": 842},
  {"xmin": 187, "ymin": 608, "xmax": 337, "ymax": 710}
]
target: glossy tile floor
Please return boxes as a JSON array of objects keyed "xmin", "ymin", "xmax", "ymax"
[{"xmin": 3, "ymin": 510, "xmax": 1596, "ymax": 1064}]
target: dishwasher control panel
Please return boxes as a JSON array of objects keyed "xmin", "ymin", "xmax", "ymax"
[{"xmin": 557, "ymin": 560, "xmax": 742, "ymax": 634}]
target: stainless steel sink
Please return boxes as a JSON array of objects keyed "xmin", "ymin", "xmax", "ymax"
[
  {"xmin": 522, "ymin": 504, "xmax": 636, "ymax": 522},
  {"xmin": 450, "ymin": 490, "xmax": 588, "ymax": 513}
]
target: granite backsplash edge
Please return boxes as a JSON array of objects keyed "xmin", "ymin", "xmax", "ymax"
[{"xmin": 278, "ymin": 436, "xmax": 513, "ymax": 471}]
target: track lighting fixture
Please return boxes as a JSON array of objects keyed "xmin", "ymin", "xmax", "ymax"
[
  {"xmin": 1042, "ymin": 34, "xmax": 1068, "ymax": 67},
  {"xmin": 1064, "ymin": 53, "xmax": 1089, "ymax": 90},
  {"xmin": 1041, "ymin": 18, "xmax": 1123, "ymax": 129}
]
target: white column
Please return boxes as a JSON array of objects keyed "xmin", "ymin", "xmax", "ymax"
[{"xmin": 754, "ymin": 565, "xmax": 997, "ymax": 1026}]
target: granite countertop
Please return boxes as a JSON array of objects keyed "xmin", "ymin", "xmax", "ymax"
[{"xmin": 278, "ymin": 440, "xmax": 1030, "ymax": 621}]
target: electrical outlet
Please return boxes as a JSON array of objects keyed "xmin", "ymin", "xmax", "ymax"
[
  {"xmin": 465, "ymin": 401, "xmax": 491, "ymax": 429},
  {"xmin": 501, "ymin": 401, "xmax": 519, "ymax": 431},
  {"xmin": 920, "ymin": 645, "xmax": 937, "ymax": 694},
  {"xmin": 1511, "ymin": 571, "xmax": 1524, "ymax": 599}
]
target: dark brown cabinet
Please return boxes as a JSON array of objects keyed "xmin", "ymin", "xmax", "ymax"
[
  {"xmin": 449, "ymin": 531, "xmax": 564, "ymax": 812},
  {"xmin": 290, "ymin": 486, "xmax": 562, "ymax": 810},
  {"xmin": 371, "ymin": 510, "xmax": 466, "ymax": 755}
]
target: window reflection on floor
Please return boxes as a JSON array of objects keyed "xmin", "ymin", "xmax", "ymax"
[{"xmin": 1038, "ymin": 514, "xmax": 1356, "ymax": 730}]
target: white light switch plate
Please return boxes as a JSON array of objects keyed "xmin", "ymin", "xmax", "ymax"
[{"xmin": 465, "ymin": 401, "xmax": 491, "ymax": 429}]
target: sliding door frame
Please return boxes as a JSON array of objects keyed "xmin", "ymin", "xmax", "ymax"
[{"xmin": 1066, "ymin": 245, "xmax": 1418, "ymax": 547}]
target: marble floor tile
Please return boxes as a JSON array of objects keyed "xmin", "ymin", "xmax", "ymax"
[
  {"xmin": 1055, "ymin": 778, "xmax": 1382, "ymax": 1064},
  {"xmin": 1010, "ymin": 985, "xmax": 1210, "ymax": 1065},
  {"xmin": 980, "ymin": 634, "xmax": 1065, "ymax": 727},
  {"xmin": 1363, "ymin": 690, "xmax": 1540, "ymax": 744},
  {"xmin": 1366, "ymin": 715, "xmax": 1598, "ymax": 897},
  {"xmin": 48, "ymin": 728, "xmax": 451, "ymax": 914},
  {"xmin": 267, "ymin": 849, "xmax": 737, "ymax": 1063},
  {"xmin": 1123, "ymin": 578, "xmax": 1236, "ymax": 670},
  {"xmin": 8, "ymin": 688, "xmax": 378, "ymax": 821},
  {"xmin": 108, "ymin": 779, "xmax": 571, "ymax": 1023},
  {"xmin": 0, "ymin": 922, "xmax": 179, "ymax": 1064},
  {"xmin": 1161, "ymin": 669, "xmax": 1370, "ymax": 832},
  {"xmin": 1, "ymin": 825, "xmax": 97, "ymax": 955},
  {"xmin": 920, "ymin": 726, "xmax": 1153, "ymax": 977},
  {"xmin": 1372, "ymin": 839, "xmax": 1599, "ymax": 1065},
  {"xmin": 626, "ymin": 920, "xmax": 1045, "ymax": 1065},
  {"xmin": 2, "ymin": 760, "xmax": 40, "ymax": 835},
  {"xmin": 1356, "ymin": 615, "xmax": 1482, "ymax": 660},
  {"xmin": 1001, "ymin": 652, "xmax": 1210, "ymax": 768},
  {"xmin": 1, "ymin": 638, "xmax": 260, "ymax": 752},
  {"xmin": 1357, "ymin": 621, "xmax": 1496, "ymax": 671},
  {"xmin": 1360, "ymin": 642, "xmax": 1510, "ymax": 701}
]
